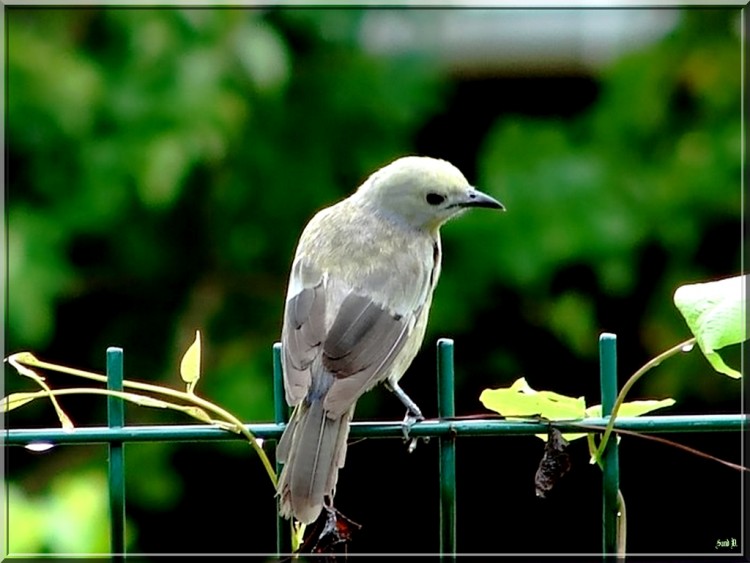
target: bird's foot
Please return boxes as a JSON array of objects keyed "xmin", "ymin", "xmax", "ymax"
[
  {"xmin": 385, "ymin": 379, "xmax": 427, "ymax": 453},
  {"xmin": 402, "ymin": 407, "xmax": 427, "ymax": 453}
]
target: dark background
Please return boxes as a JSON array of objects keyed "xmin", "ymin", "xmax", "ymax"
[{"xmin": 5, "ymin": 7, "xmax": 745, "ymax": 558}]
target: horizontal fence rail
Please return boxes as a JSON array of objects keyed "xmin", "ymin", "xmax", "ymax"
[
  {"xmin": 5, "ymin": 414, "xmax": 746, "ymax": 445},
  {"xmin": 4, "ymin": 334, "xmax": 747, "ymax": 559}
]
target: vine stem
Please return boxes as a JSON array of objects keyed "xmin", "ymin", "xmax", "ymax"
[
  {"xmin": 593, "ymin": 337, "xmax": 697, "ymax": 462},
  {"xmin": 10, "ymin": 355, "xmax": 278, "ymax": 488},
  {"xmin": 616, "ymin": 489, "xmax": 627, "ymax": 560}
]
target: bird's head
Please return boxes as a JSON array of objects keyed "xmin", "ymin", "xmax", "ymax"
[{"xmin": 355, "ymin": 156, "xmax": 504, "ymax": 233}]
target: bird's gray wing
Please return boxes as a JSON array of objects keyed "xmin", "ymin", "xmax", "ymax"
[
  {"xmin": 281, "ymin": 277, "xmax": 327, "ymax": 406},
  {"xmin": 321, "ymin": 290, "xmax": 420, "ymax": 416},
  {"xmin": 282, "ymin": 258, "xmax": 430, "ymax": 417}
]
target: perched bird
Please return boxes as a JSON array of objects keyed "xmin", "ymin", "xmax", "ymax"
[{"xmin": 276, "ymin": 156, "xmax": 504, "ymax": 524}]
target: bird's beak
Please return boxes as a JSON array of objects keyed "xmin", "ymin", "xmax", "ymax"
[{"xmin": 460, "ymin": 187, "xmax": 505, "ymax": 210}]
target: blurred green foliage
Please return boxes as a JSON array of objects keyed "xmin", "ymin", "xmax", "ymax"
[
  {"xmin": 5, "ymin": 7, "xmax": 742, "ymax": 554},
  {"xmin": 7, "ymin": 469, "xmax": 117, "ymax": 554},
  {"xmin": 472, "ymin": 10, "xmax": 741, "ymax": 396},
  {"xmin": 7, "ymin": 8, "xmax": 444, "ymax": 407}
]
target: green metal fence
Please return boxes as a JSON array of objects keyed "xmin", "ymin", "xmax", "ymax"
[{"xmin": 5, "ymin": 333, "xmax": 746, "ymax": 558}]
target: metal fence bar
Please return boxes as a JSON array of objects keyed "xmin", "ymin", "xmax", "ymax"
[
  {"xmin": 599, "ymin": 333, "xmax": 620, "ymax": 560},
  {"xmin": 7, "ymin": 414, "xmax": 746, "ymax": 445},
  {"xmin": 437, "ymin": 338, "xmax": 457, "ymax": 556},
  {"xmin": 271, "ymin": 342, "xmax": 291, "ymax": 554},
  {"xmin": 106, "ymin": 347, "xmax": 126, "ymax": 558}
]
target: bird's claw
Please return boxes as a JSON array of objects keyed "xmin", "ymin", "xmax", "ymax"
[
  {"xmin": 401, "ymin": 409, "xmax": 427, "ymax": 453},
  {"xmin": 385, "ymin": 380, "xmax": 427, "ymax": 453}
]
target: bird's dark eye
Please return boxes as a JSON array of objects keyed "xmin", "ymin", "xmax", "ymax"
[{"xmin": 426, "ymin": 192, "xmax": 445, "ymax": 206}]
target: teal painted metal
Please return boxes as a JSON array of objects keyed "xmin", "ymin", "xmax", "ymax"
[
  {"xmin": 271, "ymin": 342, "xmax": 291, "ymax": 554},
  {"xmin": 7, "ymin": 414, "xmax": 746, "ymax": 446},
  {"xmin": 599, "ymin": 334, "xmax": 620, "ymax": 560},
  {"xmin": 5, "ymin": 337, "xmax": 748, "ymax": 557},
  {"xmin": 106, "ymin": 347, "xmax": 126, "ymax": 558},
  {"xmin": 437, "ymin": 338, "xmax": 457, "ymax": 556}
]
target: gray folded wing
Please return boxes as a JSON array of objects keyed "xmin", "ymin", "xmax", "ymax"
[{"xmin": 282, "ymin": 272, "xmax": 422, "ymax": 417}]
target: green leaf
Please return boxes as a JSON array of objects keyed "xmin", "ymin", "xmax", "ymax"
[
  {"xmin": 586, "ymin": 399, "xmax": 676, "ymax": 463},
  {"xmin": 585, "ymin": 398, "xmax": 676, "ymax": 418},
  {"xmin": 481, "ymin": 379, "xmax": 676, "ymax": 442},
  {"xmin": 674, "ymin": 274, "xmax": 747, "ymax": 378},
  {"xmin": 480, "ymin": 378, "xmax": 587, "ymax": 442},
  {"xmin": 6, "ymin": 351, "xmax": 42, "ymax": 366},
  {"xmin": 0, "ymin": 392, "xmax": 40, "ymax": 412},
  {"xmin": 180, "ymin": 330, "xmax": 202, "ymax": 393},
  {"xmin": 480, "ymin": 377, "xmax": 586, "ymax": 419}
]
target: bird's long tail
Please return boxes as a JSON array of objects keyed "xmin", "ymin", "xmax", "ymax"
[{"xmin": 276, "ymin": 400, "xmax": 353, "ymax": 524}]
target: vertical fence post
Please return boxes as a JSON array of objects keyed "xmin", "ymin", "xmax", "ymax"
[
  {"xmin": 437, "ymin": 338, "xmax": 456, "ymax": 557},
  {"xmin": 599, "ymin": 333, "xmax": 620, "ymax": 561},
  {"xmin": 106, "ymin": 347, "xmax": 126, "ymax": 559},
  {"xmin": 272, "ymin": 342, "xmax": 290, "ymax": 554}
]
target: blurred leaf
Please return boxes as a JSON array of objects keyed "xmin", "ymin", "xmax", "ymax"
[
  {"xmin": 137, "ymin": 134, "xmax": 192, "ymax": 209},
  {"xmin": 7, "ymin": 484, "xmax": 46, "ymax": 553},
  {"xmin": 674, "ymin": 274, "xmax": 746, "ymax": 378},
  {"xmin": 9, "ymin": 470, "xmax": 121, "ymax": 554},
  {"xmin": 46, "ymin": 470, "xmax": 111, "ymax": 553},
  {"xmin": 233, "ymin": 17, "xmax": 290, "ymax": 93},
  {"xmin": 546, "ymin": 292, "xmax": 597, "ymax": 357},
  {"xmin": 7, "ymin": 207, "xmax": 77, "ymax": 346}
]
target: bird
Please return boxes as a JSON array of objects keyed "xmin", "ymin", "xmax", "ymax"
[{"xmin": 276, "ymin": 155, "xmax": 504, "ymax": 524}]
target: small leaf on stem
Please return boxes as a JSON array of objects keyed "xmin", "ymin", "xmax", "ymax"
[
  {"xmin": 1, "ymin": 392, "xmax": 40, "ymax": 412},
  {"xmin": 180, "ymin": 330, "xmax": 202, "ymax": 393},
  {"xmin": 5, "ymin": 352, "xmax": 42, "ymax": 367}
]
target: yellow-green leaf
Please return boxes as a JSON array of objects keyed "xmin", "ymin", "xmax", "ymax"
[
  {"xmin": 127, "ymin": 394, "xmax": 174, "ymax": 409},
  {"xmin": 180, "ymin": 330, "xmax": 201, "ymax": 393},
  {"xmin": 6, "ymin": 351, "xmax": 42, "ymax": 366},
  {"xmin": 1, "ymin": 392, "xmax": 40, "ymax": 412},
  {"xmin": 674, "ymin": 274, "xmax": 746, "ymax": 378},
  {"xmin": 480, "ymin": 380, "xmax": 676, "ymax": 443},
  {"xmin": 585, "ymin": 398, "xmax": 676, "ymax": 418},
  {"xmin": 586, "ymin": 399, "xmax": 676, "ymax": 463},
  {"xmin": 7, "ymin": 355, "xmax": 45, "ymax": 382},
  {"xmin": 8, "ymin": 354, "xmax": 74, "ymax": 431},
  {"xmin": 703, "ymin": 351, "xmax": 740, "ymax": 378},
  {"xmin": 181, "ymin": 405, "xmax": 214, "ymax": 424},
  {"xmin": 480, "ymin": 377, "xmax": 586, "ymax": 420}
]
